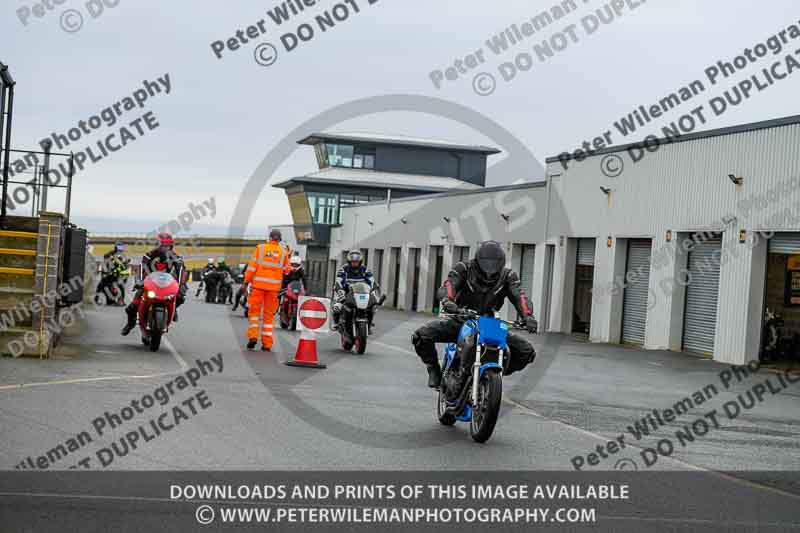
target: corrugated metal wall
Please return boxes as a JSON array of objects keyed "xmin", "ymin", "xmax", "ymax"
[{"xmin": 548, "ymin": 124, "xmax": 800, "ymax": 238}]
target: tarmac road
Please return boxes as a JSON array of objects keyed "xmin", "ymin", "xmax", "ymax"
[{"xmin": 0, "ymin": 284, "xmax": 798, "ymax": 474}]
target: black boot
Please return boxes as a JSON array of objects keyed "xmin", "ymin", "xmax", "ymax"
[
  {"xmin": 426, "ymin": 362, "xmax": 442, "ymax": 389},
  {"xmin": 121, "ymin": 304, "xmax": 137, "ymax": 336},
  {"xmin": 247, "ymin": 339, "xmax": 257, "ymax": 350}
]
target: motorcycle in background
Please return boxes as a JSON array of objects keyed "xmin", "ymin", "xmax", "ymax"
[
  {"xmin": 95, "ymin": 262, "xmax": 130, "ymax": 306},
  {"xmin": 762, "ymin": 307, "xmax": 800, "ymax": 362},
  {"xmin": 436, "ymin": 309, "xmax": 526, "ymax": 443},
  {"xmin": 279, "ymin": 280, "xmax": 305, "ymax": 330},
  {"xmin": 138, "ymin": 271, "xmax": 179, "ymax": 352},
  {"xmin": 217, "ymin": 271, "xmax": 234, "ymax": 304},
  {"xmin": 339, "ymin": 282, "xmax": 385, "ymax": 354}
]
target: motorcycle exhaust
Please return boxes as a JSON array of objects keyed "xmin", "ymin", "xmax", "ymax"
[{"xmin": 445, "ymin": 375, "xmax": 472, "ymax": 416}]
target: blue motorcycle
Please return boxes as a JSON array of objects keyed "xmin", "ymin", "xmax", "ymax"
[{"xmin": 437, "ymin": 309, "xmax": 525, "ymax": 443}]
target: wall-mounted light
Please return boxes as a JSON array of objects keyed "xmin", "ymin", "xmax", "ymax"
[
  {"xmin": 442, "ymin": 216, "xmax": 451, "ymax": 223},
  {"xmin": 600, "ymin": 186, "xmax": 611, "ymax": 195},
  {"xmin": 500, "ymin": 214, "xmax": 510, "ymax": 222},
  {"xmin": 607, "ymin": 236, "xmax": 613, "ymax": 248},
  {"xmin": 559, "ymin": 236, "xmax": 564, "ymax": 247},
  {"xmin": 400, "ymin": 218, "xmax": 408, "ymax": 224},
  {"xmin": 722, "ymin": 215, "xmax": 737, "ymax": 226},
  {"xmin": 666, "ymin": 230, "xmax": 673, "ymax": 242},
  {"xmin": 739, "ymin": 229, "xmax": 747, "ymax": 243},
  {"xmin": 728, "ymin": 174, "xmax": 744, "ymax": 186}
]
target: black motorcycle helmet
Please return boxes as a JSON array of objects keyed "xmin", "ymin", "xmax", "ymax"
[{"xmin": 473, "ymin": 240, "xmax": 506, "ymax": 283}]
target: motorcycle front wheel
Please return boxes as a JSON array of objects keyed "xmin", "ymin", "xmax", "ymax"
[
  {"xmin": 470, "ymin": 370, "xmax": 502, "ymax": 443},
  {"xmin": 354, "ymin": 322, "xmax": 368, "ymax": 354},
  {"xmin": 149, "ymin": 330, "xmax": 162, "ymax": 352},
  {"xmin": 340, "ymin": 332, "xmax": 353, "ymax": 352},
  {"xmin": 436, "ymin": 388, "xmax": 456, "ymax": 426}
]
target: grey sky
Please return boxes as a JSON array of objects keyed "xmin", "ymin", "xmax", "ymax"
[{"xmin": 4, "ymin": 0, "xmax": 799, "ymax": 235}]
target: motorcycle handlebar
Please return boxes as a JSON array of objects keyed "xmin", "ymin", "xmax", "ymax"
[{"xmin": 441, "ymin": 311, "xmax": 524, "ymax": 329}]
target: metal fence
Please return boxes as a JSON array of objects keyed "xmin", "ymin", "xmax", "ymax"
[{"xmin": 0, "ymin": 61, "xmax": 75, "ymax": 225}]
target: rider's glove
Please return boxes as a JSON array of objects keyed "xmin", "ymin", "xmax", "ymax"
[
  {"xmin": 442, "ymin": 300, "xmax": 460, "ymax": 315},
  {"xmin": 525, "ymin": 316, "xmax": 538, "ymax": 334},
  {"xmin": 336, "ymin": 289, "xmax": 346, "ymax": 301}
]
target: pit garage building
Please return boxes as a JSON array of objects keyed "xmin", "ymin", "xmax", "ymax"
[{"xmin": 329, "ymin": 115, "xmax": 800, "ymax": 366}]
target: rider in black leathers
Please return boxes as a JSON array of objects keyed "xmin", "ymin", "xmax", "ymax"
[
  {"xmin": 195, "ymin": 259, "xmax": 216, "ymax": 297},
  {"xmin": 412, "ymin": 241, "xmax": 538, "ymax": 388},
  {"xmin": 215, "ymin": 258, "xmax": 234, "ymax": 304}
]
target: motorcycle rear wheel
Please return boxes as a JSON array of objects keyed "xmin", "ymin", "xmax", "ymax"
[{"xmin": 470, "ymin": 371, "xmax": 502, "ymax": 443}]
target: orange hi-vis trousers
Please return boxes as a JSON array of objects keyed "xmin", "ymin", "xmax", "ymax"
[{"xmin": 247, "ymin": 288, "xmax": 279, "ymax": 348}]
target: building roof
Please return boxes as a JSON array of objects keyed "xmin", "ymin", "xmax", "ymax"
[
  {"xmin": 272, "ymin": 167, "xmax": 483, "ymax": 193},
  {"xmin": 297, "ymin": 131, "xmax": 501, "ymax": 155},
  {"xmin": 546, "ymin": 114, "xmax": 800, "ymax": 164}
]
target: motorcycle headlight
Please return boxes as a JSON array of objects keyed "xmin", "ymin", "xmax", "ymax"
[{"xmin": 146, "ymin": 290, "xmax": 157, "ymax": 299}]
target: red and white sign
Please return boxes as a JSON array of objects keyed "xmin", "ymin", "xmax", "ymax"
[{"xmin": 297, "ymin": 297, "xmax": 331, "ymax": 332}]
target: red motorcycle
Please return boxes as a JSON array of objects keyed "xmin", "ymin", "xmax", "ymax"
[
  {"xmin": 279, "ymin": 280, "xmax": 305, "ymax": 330},
  {"xmin": 138, "ymin": 271, "xmax": 179, "ymax": 352}
]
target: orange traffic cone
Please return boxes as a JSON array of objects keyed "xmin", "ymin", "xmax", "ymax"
[{"xmin": 285, "ymin": 330, "xmax": 327, "ymax": 369}]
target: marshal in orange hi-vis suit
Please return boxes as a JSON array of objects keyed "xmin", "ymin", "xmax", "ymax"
[{"xmin": 244, "ymin": 236, "xmax": 290, "ymax": 350}]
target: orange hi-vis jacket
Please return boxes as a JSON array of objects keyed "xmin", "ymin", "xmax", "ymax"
[{"xmin": 244, "ymin": 240, "xmax": 290, "ymax": 291}]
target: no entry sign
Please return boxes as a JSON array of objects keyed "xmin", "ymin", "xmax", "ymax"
[{"xmin": 297, "ymin": 297, "xmax": 331, "ymax": 332}]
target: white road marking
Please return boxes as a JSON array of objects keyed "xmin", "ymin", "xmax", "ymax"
[
  {"xmin": 164, "ymin": 336, "xmax": 189, "ymax": 370},
  {"xmin": 372, "ymin": 340, "xmax": 415, "ymax": 355},
  {"xmin": 0, "ymin": 338, "xmax": 189, "ymax": 392},
  {"xmin": 370, "ymin": 340, "xmax": 800, "ymax": 501},
  {"xmin": 0, "ymin": 372, "xmax": 176, "ymax": 392},
  {"xmin": 503, "ymin": 397, "xmax": 800, "ymax": 501}
]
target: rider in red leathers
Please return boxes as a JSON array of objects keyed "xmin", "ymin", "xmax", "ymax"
[{"xmin": 121, "ymin": 232, "xmax": 187, "ymax": 335}]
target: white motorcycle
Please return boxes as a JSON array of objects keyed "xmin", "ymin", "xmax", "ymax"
[{"xmin": 338, "ymin": 282, "xmax": 385, "ymax": 354}]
